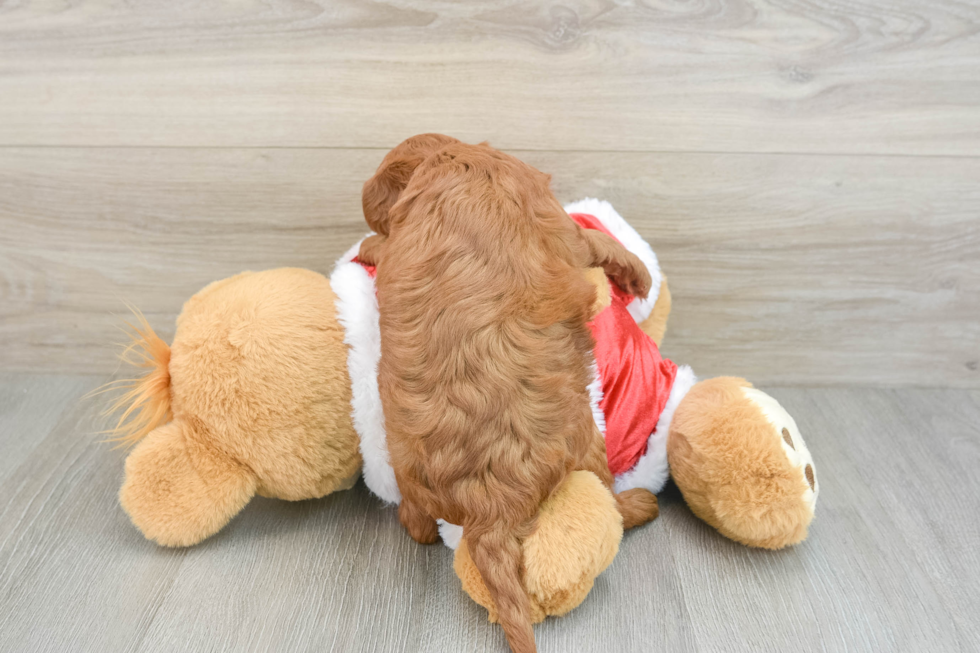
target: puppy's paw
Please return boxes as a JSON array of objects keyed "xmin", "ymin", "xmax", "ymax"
[
  {"xmin": 399, "ymin": 500, "xmax": 440, "ymax": 545},
  {"xmin": 610, "ymin": 253, "xmax": 652, "ymax": 299},
  {"xmin": 615, "ymin": 488, "xmax": 659, "ymax": 529},
  {"xmin": 357, "ymin": 234, "xmax": 386, "ymax": 266}
]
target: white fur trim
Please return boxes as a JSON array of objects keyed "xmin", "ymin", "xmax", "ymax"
[
  {"xmin": 437, "ymin": 520, "xmax": 464, "ymax": 550},
  {"xmin": 613, "ymin": 365, "xmax": 696, "ymax": 494},
  {"xmin": 563, "ymin": 198, "xmax": 662, "ymax": 323},
  {"xmin": 741, "ymin": 388, "xmax": 818, "ymax": 513},
  {"xmin": 330, "ymin": 237, "xmax": 401, "ymax": 504},
  {"xmin": 588, "ymin": 362, "xmax": 606, "ymax": 437}
]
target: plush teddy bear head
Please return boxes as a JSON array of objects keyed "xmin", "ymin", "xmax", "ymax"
[{"xmin": 668, "ymin": 377, "xmax": 818, "ymax": 549}]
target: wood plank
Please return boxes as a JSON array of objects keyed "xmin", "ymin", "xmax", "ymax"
[
  {"xmin": 0, "ymin": 372, "xmax": 97, "ymax": 481},
  {"xmin": 0, "ymin": 146, "xmax": 377, "ymax": 373},
  {"xmin": 2, "ymin": 147, "xmax": 978, "ymax": 386},
  {"xmin": 2, "ymin": 377, "xmax": 979, "ymax": 651},
  {"xmin": 1, "ymin": 0, "xmax": 979, "ymax": 154},
  {"xmin": 0, "ymin": 373, "xmax": 188, "ymax": 652},
  {"xmin": 879, "ymin": 388, "xmax": 980, "ymax": 645}
]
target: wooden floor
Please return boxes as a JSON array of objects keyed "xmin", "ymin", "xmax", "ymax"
[{"xmin": 1, "ymin": 373, "xmax": 978, "ymax": 652}]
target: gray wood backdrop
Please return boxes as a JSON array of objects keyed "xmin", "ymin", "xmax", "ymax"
[{"xmin": 1, "ymin": 0, "xmax": 978, "ymax": 387}]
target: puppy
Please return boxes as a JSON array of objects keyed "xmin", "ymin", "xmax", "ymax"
[{"xmin": 360, "ymin": 135, "xmax": 657, "ymax": 653}]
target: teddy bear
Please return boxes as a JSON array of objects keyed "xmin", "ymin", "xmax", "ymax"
[{"xmin": 107, "ymin": 199, "xmax": 818, "ymax": 624}]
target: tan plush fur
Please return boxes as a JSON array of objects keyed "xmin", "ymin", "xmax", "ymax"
[
  {"xmin": 97, "ymin": 310, "xmax": 172, "ymax": 446},
  {"xmin": 116, "ymin": 268, "xmax": 362, "ymax": 547},
  {"xmin": 360, "ymin": 136, "xmax": 656, "ymax": 653},
  {"xmin": 121, "ymin": 420, "xmax": 259, "ymax": 547},
  {"xmin": 639, "ymin": 277, "xmax": 671, "ymax": 348},
  {"xmin": 667, "ymin": 377, "xmax": 814, "ymax": 549},
  {"xmin": 522, "ymin": 470, "xmax": 622, "ymax": 618},
  {"xmin": 582, "ymin": 267, "xmax": 612, "ymax": 318}
]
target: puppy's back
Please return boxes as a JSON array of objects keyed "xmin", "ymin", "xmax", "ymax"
[
  {"xmin": 375, "ymin": 144, "xmax": 601, "ymax": 653},
  {"xmin": 377, "ymin": 144, "xmax": 597, "ymax": 514}
]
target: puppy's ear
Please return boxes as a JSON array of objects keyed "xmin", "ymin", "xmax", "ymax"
[
  {"xmin": 361, "ymin": 157, "xmax": 416, "ymax": 236},
  {"xmin": 362, "ymin": 133, "xmax": 459, "ymax": 235}
]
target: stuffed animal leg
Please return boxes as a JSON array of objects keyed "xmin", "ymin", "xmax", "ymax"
[{"xmin": 120, "ymin": 419, "xmax": 259, "ymax": 547}]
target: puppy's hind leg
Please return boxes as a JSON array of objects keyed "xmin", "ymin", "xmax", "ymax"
[
  {"xmin": 614, "ymin": 488, "xmax": 659, "ymax": 529},
  {"xmin": 579, "ymin": 427, "xmax": 658, "ymax": 530},
  {"xmin": 398, "ymin": 496, "xmax": 440, "ymax": 545}
]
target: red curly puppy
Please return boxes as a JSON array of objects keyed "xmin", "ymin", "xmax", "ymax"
[{"xmin": 359, "ymin": 134, "xmax": 657, "ymax": 653}]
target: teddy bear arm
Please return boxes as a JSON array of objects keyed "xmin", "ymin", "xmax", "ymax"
[
  {"xmin": 120, "ymin": 418, "xmax": 258, "ymax": 547},
  {"xmin": 638, "ymin": 276, "xmax": 671, "ymax": 347}
]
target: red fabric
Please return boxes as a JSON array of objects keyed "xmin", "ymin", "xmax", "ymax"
[
  {"xmin": 352, "ymin": 256, "xmax": 377, "ymax": 278},
  {"xmin": 589, "ymin": 288, "xmax": 677, "ymax": 475},
  {"xmin": 571, "ymin": 212, "xmax": 677, "ymax": 474}
]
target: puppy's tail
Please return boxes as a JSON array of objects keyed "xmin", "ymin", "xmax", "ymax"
[
  {"xmin": 94, "ymin": 308, "xmax": 172, "ymax": 447},
  {"xmin": 464, "ymin": 522, "xmax": 537, "ymax": 653}
]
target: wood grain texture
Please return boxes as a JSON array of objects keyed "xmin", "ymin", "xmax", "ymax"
[
  {"xmin": 2, "ymin": 147, "xmax": 977, "ymax": 386},
  {"xmin": 1, "ymin": 0, "xmax": 979, "ymax": 154},
  {"xmin": 0, "ymin": 373, "xmax": 96, "ymax": 479},
  {"xmin": 1, "ymin": 375, "xmax": 979, "ymax": 652}
]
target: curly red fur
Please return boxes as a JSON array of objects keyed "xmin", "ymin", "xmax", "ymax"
[{"xmin": 362, "ymin": 136, "xmax": 655, "ymax": 653}]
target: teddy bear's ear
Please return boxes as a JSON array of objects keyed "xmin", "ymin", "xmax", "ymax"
[{"xmin": 119, "ymin": 418, "xmax": 257, "ymax": 547}]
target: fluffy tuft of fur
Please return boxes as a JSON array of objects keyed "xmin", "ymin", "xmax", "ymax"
[{"xmin": 96, "ymin": 308, "xmax": 172, "ymax": 447}]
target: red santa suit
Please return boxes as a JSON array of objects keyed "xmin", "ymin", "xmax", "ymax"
[
  {"xmin": 565, "ymin": 208, "xmax": 696, "ymax": 496},
  {"xmin": 330, "ymin": 199, "xmax": 696, "ymax": 547}
]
